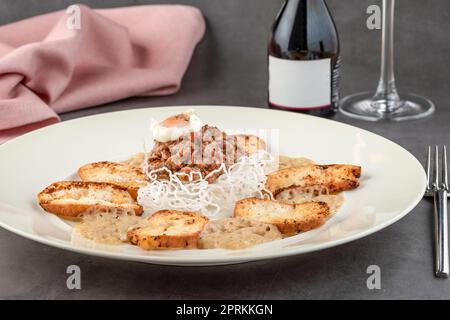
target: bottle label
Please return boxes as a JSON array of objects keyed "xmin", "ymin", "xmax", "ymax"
[{"xmin": 269, "ymin": 56, "xmax": 331, "ymax": 110}]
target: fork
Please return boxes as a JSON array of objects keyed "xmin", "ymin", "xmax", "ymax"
[{"xmin": 425, "ymin": 146, "xmax": 449, "ymax": 278}]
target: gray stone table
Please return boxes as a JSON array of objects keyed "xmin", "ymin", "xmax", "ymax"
[{"xmin": 1, "ymin": 0, "xmax": 450, "ymax": 299}]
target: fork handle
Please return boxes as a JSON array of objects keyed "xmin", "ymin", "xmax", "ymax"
[{"xmin": 434, "ymin": 189, "xmax": 449, "ymax": 278}]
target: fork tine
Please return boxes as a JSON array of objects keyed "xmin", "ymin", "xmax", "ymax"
[
  {"xmin": 426, "ymin": 145, "xmax": 432, "ymax": 189},
  {"xmin": 443, "ymin": 146, "xmax": 448, "ymax": 189},
  {"xmin": 435, "ymin": 146, "xmax": 440, "ymax": 188}
]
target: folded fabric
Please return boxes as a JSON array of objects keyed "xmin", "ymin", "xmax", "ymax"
[{"xmin": 0, "ymin": 4, "xmax": 205, "ymax": 143}]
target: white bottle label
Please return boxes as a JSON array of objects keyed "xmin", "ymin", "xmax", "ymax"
[{"xmin": 269, "ymin": 56, "xmax": 331, "ymax": 110}]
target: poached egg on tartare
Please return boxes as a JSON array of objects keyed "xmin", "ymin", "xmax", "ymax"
[{"xmin": 150, "ymin": 110, "xmax": 203, "ymax": 142}]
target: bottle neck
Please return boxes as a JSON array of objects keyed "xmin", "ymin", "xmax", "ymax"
[
  {"xmin": 285, "ymin": 0, "xmax": 307, "ymax": 51},
  {"xmin": 282, "ymin": 0, "xmax": 330, "ymax": 52},
  {"xmin": 285, "ymin": 0, "xmax": 327, "ymax": 11}
]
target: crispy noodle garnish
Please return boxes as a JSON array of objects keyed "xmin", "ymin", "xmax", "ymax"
[{"xmin": 137, "ymin": 150, "xmax": 275, "ymax": 219}]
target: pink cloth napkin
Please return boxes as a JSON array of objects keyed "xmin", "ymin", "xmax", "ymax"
[{"xmin": 0, "ymin": 4, "xmax": 205, "ymax": 143}]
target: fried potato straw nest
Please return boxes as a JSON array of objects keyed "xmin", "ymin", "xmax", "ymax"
[{"xmin": 137, "ymin": 150, "xmax": 275, "ymax": 219}]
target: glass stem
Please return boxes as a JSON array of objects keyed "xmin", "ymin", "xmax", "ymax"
[{"xmin": 372, "ymin": 0, "xmax": 401, "ymax": 112}]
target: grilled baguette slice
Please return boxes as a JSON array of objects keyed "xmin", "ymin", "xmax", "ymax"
[
  {"xmin": 127, "ymin": 210, "xmax": 208, "ymax": 250},
  {"xmin": 38, "ymin": 181, "xmax": 143, "ymax": 220},
  {"xmin": 78, "ymin": 161, "xmax": 147, "ymax": 199},
  {"xmin": 234, "ymin": 198, "xmax": 330, "ymax": 235},
  {"xmin": 121, "ymin": 153, "xmax": 146, "ymax": 169},
  {"xmin": 232, "ymin": 134, "xmax": 266, "ymax": 156},
  {"xmin": 266, "ymin": 164, "xmax": 361, "ymax": 196}
]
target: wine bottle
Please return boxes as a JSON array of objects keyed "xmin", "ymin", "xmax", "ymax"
[{"xmin": 268, "ymin": 0, "xmax": 340, "ymax": 117}]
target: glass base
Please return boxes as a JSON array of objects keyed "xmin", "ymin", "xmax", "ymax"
[{"xmin": 339, "ymin": 92, "xmax": 435, "ymax": 122}]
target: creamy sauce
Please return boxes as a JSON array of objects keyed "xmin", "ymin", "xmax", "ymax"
[
  {"xmin": 73, "ymin": 212, "xmax": 142, "ymax": 244},
  {"xmin": 199, "ymin": 218, "xmax": 282, "ymax": 250},
  {"xmin": 278, "ymin": 155, "xmax": 315, "ymax": 170}
]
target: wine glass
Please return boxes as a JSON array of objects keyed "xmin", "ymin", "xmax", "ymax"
[{"xmin": 339, "ymin": 0, "xmax": 434, "ymax": 121}]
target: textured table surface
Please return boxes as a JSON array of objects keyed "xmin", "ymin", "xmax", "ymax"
[{"xmin": 1, "ymin": 0, "xmax": 450, "ymax": 299}]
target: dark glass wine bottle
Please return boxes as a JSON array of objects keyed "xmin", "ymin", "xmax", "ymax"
[{"xmin": 268, "ymin": 0, "xmax": 340, "ymax": 117}]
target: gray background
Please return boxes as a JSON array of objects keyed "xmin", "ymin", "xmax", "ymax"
[{"xmin": 1, "ymin": 0, "xmax": 450, "ymax": 299}]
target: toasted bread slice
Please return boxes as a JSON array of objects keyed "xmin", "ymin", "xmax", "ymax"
[
  {"xmin": 275, "ymin": 187, "xmax": 345, "ymax": 215},
  {"xmin": 266, "ymin": 164, "xmax": 361, "ymax": 196},
  {"xmin": 234, "ymin": 198, "xmax": 330, "ymax": 235},
  {"xmin": 121, "ymin": 153, "xmax": 146, "ymax": 169},
  {"xmin": 38, "ymin": 181, "xmax": 143, "ymax": 220},
  {"xmin": 232, "ymin": 134, "xmax": 266, "ymax": 156},
  {"xmin": 78, "ymin": 161, "xmax": 147, "ymax": 199},
  {"xmin": 127, "ymin": 210, "xmax": 208, "ymax": 250}
]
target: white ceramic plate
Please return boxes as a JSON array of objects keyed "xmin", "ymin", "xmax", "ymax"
[{"xmin": 0, "ymin": 106, "xmax": 426, "ymax": 266}]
